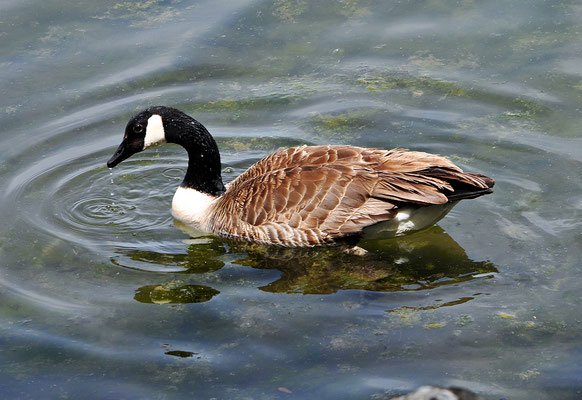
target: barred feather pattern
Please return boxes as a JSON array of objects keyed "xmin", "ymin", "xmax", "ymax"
[{"xmin": 197, "ymin": 145, "xmax": 494, "ymax": 246}]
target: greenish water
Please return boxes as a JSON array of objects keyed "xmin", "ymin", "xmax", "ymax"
[{"xmin": 1, "ymin": 0, "xmax": 581, "ymax": 399}]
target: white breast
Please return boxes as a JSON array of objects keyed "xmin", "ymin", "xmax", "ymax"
[{"xmin": 171, "ymin": 186, "xmax": 216, "ymax": 227}]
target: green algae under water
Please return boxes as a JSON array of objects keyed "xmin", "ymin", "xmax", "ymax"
[{"xmin": 1, "ymin": 0, "xmax": 581, "ymax": 399}]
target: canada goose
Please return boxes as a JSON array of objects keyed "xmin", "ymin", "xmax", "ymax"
[{"xmin": 107, "ymin": 106, "xmax": 494, "ymax": 247}]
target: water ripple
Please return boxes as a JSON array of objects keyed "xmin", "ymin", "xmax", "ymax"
[{"xmin": 4, "ymin": 136, "xmax": 187, "ymax": 254}]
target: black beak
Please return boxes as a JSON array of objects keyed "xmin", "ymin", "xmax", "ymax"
[{"xmin": 107, "ymin": 139, "xmax": 135, "ymax": 168}]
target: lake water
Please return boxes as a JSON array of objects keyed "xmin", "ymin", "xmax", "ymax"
[{"xmin": 1, "ymin": 0, "xmax": 581, "ymax": 399}]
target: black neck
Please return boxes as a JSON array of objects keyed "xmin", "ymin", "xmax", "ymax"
[
  {"xmin": 182, "ymin": 145, "xmax": 226, "ymax": 196},
  {"xmin": 161, "ymin": 109, "xmax": 226, "ymax": 196}
]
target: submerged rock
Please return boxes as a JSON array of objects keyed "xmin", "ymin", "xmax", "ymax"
[{"xmin": 388, "ymin": 386, "xmax": 484, "ymax": 400}]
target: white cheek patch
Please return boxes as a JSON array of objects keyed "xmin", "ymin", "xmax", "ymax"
[{"xmin": 143, "ymin": 114, "xmax": 166, "ymax": 149}]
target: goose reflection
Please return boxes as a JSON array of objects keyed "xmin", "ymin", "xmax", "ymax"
[
  {"xmin": 111, "ymin": 237, "xmax": 226, "ymax": 274},
  {"xmin": 230, "ymin": 226, "xmax": 497, "ymax": 294},
  {"xmin": 114, "ymin": 225, "xmax": 496, "ymax": 303}
]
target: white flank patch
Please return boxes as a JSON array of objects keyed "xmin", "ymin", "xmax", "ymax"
[
  {"xmin": 395, "ymin": 211, "xmax": 411, "ymax": 221},
  {"xmin": 362, "ymin": 203, "xmax": 458, "ymax": 240},
  {"xmin": 143, "ymin": 114, "xmax": 166, "ymax": 149},
  {"xmin": 394, "ymin": 210, "xmax": 415, "ymax": 235},
  {"xmin": 171, "ymin": 186, "xmax": 216, "ymax": 227}
]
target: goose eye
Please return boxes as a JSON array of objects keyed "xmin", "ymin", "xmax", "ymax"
[{"xmin": 133, "ymin": 124, "xmax": 144, "ymax": 134}]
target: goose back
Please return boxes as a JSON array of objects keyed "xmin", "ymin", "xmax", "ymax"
[{"xmin": 204, "ymin": 145, "xmax": 493, "ymax": 246}]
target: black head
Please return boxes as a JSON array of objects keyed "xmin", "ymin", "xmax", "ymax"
[
  {"xmin": 107, "ymin": 106, "xmax": 175, "ymax": 168},
  {"xmin": 107, "ymin": 106, "xmax": 226, "ymax": 195}
]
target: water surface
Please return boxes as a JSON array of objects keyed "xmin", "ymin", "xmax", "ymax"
[{"xmin": 1, "ymin": 0, "xmax": 581, "ymax": 399}]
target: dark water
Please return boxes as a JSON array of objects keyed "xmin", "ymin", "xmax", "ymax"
[{"xmin": 1, "ymin": 1, "xmax": 582, "ymax": 399}]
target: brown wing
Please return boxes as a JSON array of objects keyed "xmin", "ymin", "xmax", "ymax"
[
  {"xmin": 211, "ymin": 146, "xmax": 494, "ymax": 245},
  {"xmin": 227, "ymin": 145, "xmax": 382, "ymax": 188},
  {"xmin": 213, "ymin": 164, "xmax": 398, "ymax": 241},
  {"xmin": 227, "ymin": 145, "xmax": 493, "ymax": 201}
]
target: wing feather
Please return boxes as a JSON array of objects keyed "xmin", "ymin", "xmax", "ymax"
[{"xmin": 209, "ymin": 145, "xmax": 494, "ymax": 245}]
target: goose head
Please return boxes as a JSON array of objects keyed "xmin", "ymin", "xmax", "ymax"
[{"xmin": 107, "ymin": 106, "xmax": 226, "ymax": 196}]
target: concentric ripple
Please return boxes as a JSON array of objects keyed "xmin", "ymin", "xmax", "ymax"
[
  {"xmin": 69, "ymin": 197, "xmax": 133, "ymax": 223},
  {"xmin": 3, "ymin": 137, "xmax": 190, "ymax": 257}
]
